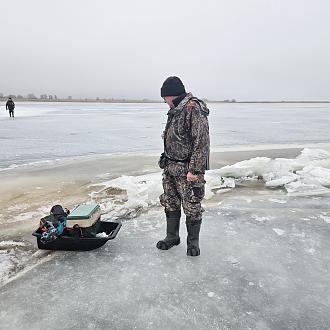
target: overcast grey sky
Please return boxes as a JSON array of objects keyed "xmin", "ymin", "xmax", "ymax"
[{"xmin": 0, "ymin": 0, "xmax": 329, "ymax": 100}]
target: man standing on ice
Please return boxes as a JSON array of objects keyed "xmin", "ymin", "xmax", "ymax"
[
  {"xmin": 6, "ymin": 97, "xmax": 15, "ymax": 118},
  {"xmin": 157, "ymin": 76, "xmax": 210, "ymax": 256}
]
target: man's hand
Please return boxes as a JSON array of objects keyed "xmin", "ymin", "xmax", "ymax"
[{"xmin": 187, "ymin": 172, "xmax": 198, "ymax": 182}]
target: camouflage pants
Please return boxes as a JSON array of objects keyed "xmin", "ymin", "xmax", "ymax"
[{"xmin": 159, "ymin": 163, "xmax": 205, "ymax": 221}]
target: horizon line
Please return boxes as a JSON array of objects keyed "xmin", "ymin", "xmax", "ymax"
[{"xmin": 1, "ymin": 96, "xmax": 329, "ymax": 104}]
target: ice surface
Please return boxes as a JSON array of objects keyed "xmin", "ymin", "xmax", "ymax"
[
  {"xmin": 0, "ymin": 252, "xmax": 13, "ymax": 281},
  {"xmin": 1, "ymin": 195, "xmax": 330, "ymax": 329},
  {"xmin": 1, "ymin": 102, "xmax": 330, "ymax": 169},
  {"xmin": 319, "ymin": 214, "xmax": 330, "ymax": 224},
  {"xmin": 268, "ymin": 198, "xmax": 287, "ymax": 204},
  {"xmin": 272, "ymin": 228, "xmax": 286, "ymax": 236},
  {"xmin": 0, "ymin": 240, "xmax": 35, "ymax": 285}
]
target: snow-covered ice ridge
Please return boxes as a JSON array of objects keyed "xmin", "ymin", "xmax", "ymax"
[
  {"xmin": 90, "ymin": 148, "xmax": 330, "ymax": 219},
  {"xmin": 217, "ymin": 148, "xmax": 330, "ymax": 196}
]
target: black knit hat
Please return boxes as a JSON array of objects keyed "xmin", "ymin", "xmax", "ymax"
[{"xmin": 161, "ymin": 76, "xmax": 186, "ymax": 97}]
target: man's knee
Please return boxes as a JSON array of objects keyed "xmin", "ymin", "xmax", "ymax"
[
  {"xmin": 182, "ymin": 201, "xmax": 203, "ymax": 221},
  {"xmin": 159, "ymin": 193, "xmax": 181, "ymax": 212}
]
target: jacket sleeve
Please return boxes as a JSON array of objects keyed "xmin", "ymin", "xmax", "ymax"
[
  {"xmin": 187, "ymin": 102, "xmax": 210, "ymax": 174},
  {"xmin": 6, "ymin": 102, "xmax": 8, "ymax": 110}
]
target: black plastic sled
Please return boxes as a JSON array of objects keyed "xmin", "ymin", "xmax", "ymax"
[{"xmin": 32, "ymin": 221, "xmax": 121, "ymax": 251}]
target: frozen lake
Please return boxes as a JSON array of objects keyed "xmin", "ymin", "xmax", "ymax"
[
  {"xmin": 1, "ymin": 101, "xmax": 330, "ymax": 329},
  {"xmin": 1, "ymin": 102, "xmax": 330, "ymax": 169}
]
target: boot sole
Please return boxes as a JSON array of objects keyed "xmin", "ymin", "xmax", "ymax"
[
  {"xmin": 156, "ymin": 239, "xmax": 180, "ymax": 250},
  {"xmin": 187, "ymin": 248, "xmax": 200, "ymax": 256}
]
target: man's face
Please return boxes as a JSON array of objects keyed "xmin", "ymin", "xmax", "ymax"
[{"xmin": 163, "ymin": 96, "xmax": 175, "ymax": 108}]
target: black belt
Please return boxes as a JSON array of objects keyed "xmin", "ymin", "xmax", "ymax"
[{"xmin": 165, "ymin": 155, "xmax": 190, "ymax": 163}]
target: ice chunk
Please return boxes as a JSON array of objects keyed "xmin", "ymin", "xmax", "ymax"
[
  {"xmin": 204, "ymin": 173, "xmax": 236, "ymax": 199},
  {"xmin": 214, "ymin": 148, "xmax": 330, "ymax": 197},
  {"xmin": 285, "ymin": 179, "xmax": 330, "ymax": 197},
  {"xmin": 265, "ymin": 174, "xmax": 297, "ymax": 188},
  {"xmin": 90, "ymin": 172, "xmax": 163, "ymax": 219},
  {"xmin": 217, "ymin": 157, "xmax": 272, "ymax": 178},
  {"xmin": 91, "ymin": 170, "xmax": 239, "ymax": 218},
  {"xmin": 297, "ymin": 166, "xmax": 330, "ymax": 187}
]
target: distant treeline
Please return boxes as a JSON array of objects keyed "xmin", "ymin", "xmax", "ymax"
[
  {"xmin": 0, "ymin": 93, "xmax": 227, "ymax": 103},
  {"xmin": 0, "ymin": 93, "xmax": 328, "ymax": 103},
  {"xmin": 0, "ymin": 93, "xmax": 160, "ymax": 103}
]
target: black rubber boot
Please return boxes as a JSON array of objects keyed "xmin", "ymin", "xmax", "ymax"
[
  {"xmin": 186, "ymin": 218, "xmax": 201, "ymax": 256},
  {"xmin": 156, "ymin": 210, "xmax": 181, "ymax": 250}
]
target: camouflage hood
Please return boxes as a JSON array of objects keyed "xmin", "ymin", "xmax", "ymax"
[{"xmin": 167, "ymin": 93, "xmax": 210, "ymax": 117}]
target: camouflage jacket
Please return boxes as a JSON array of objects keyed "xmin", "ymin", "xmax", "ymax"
[{"xmin": 163, "ymin": 93, "xmax": 210, "ymax": 174}]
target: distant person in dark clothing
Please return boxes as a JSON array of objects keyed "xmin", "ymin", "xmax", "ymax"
[{"xmin": 6, "ymin": 98, "xmax": 15, "ymax": 117}]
